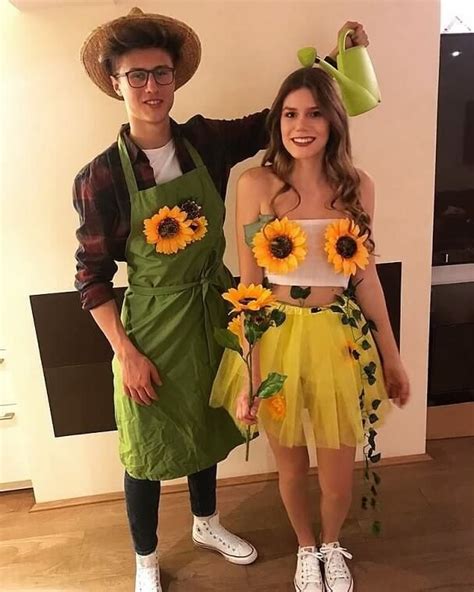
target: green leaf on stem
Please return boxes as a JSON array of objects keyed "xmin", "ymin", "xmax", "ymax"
[
  {"xmin": 368, "ymin": 429, "xmax": 377, "ymax": 449},
  {"xmin": 270, "ymin": 308, "xmax": 286, "ymax": 327},
  {"xmin": 368, "ymin": 319, "xmax": 378, "ymax": 332},
  {"xmin": 214, "ymin": 328, "xmax": 242, "ymax": 355},
  {"xmin": 244, "ymin": 321, "xmax": 259, "ymax": 346},
  {"xmin": 290, "ymin": 286, "xmax": 312, "ymax": 300},
  {"xmin": 256, "ymin": 372, "xmax": 287, "ymax": 399}
]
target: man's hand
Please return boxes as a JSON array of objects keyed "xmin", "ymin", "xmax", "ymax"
[
  {"xmin": 329, "ymin": 21, "xmax": 370, "ymax": 60},
  {"xmin": 118, "ymin": 343, "xmax": 162, "ymax": 406}
]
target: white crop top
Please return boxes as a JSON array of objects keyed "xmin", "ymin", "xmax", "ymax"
[{"xmin": 244, "ymin": 216, "xmax": 350, "ymax": 289}]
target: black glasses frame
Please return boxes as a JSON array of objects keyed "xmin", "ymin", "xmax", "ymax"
[{"xmin": 114, "ymin": 66, "xmax": 175, "ymax": 88}]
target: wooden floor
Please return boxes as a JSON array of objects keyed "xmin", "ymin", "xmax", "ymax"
[{"xmin": 1, "ymin": 438, "xmax": 473, "ymax": 592}]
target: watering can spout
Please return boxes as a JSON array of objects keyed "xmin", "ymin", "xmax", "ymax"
[{"xmin": 297, "ymin": 29, "xmax": 381, "ymax": 117}]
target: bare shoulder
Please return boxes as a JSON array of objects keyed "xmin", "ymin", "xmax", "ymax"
[
  {"xmin": 237, "ymin": 166, "xmax": 280, "ymax": 206},
  {"xmin": 238, "ymin": 166, "xmax": 277, "ymax": 189},
  {"xmin": 357, "ymin": 168, "xmax": 375, "ymax": 189}
]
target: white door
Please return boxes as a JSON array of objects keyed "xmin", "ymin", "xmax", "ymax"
[{"xmin": 0, "ymin": 348, "xmax": 31, "ymax": 490}]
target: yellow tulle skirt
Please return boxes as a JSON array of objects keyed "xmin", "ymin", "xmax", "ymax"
[{"xmin": 210, "ymin": 299, "xmax": 390, "ymax": 449}]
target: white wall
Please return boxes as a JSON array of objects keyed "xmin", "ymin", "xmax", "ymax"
[
  {"xmin": 441, "ymin": 0, "xmax": 474, "ymax": 32},
  {"xmin": 0, "ymin": 0, "xmax": 439, "ymax": 503}
]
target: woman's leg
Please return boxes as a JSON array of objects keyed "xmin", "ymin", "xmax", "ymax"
[
  {"xmin": 316, "ymin": 446, "xmax": 356, "ymax": 543},
  {"xmin": 267, "ymin": 433, "xmax": 315, "ymax": 546}
]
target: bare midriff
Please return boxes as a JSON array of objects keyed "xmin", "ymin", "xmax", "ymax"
[{"xmin": 271, "ymin": 284, "xmax": 346, "ymax": 308}]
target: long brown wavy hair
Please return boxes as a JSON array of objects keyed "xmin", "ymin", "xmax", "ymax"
[{"xmin": 262, "ymin": 67, "xmax": 374, "ymax": 252}]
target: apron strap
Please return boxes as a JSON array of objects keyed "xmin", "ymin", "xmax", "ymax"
[
  {"xmin": 118, "ymin": 133, "xmax": 204, "ymax": 195},
  {"xmin": 129, "ymin": 276, "xmax": 219, "ymax": 296},
  {"xmin": 183, "ymin": 138, "xmax": 205, "ymax": 169},
  {"xmin": 117, "ymin": 133, "xmax": 139, "ymax": 196}
]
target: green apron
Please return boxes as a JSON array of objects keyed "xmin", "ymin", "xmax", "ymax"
[{"xmin": 112, "ymin": 133, "xmax": 244, "ymax": 481}]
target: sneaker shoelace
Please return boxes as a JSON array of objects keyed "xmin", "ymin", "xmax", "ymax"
[
  {"xmin": 298, "ymin": 548, "xmax": 323, "ymax": 584},
  {"xmin": 202, "ymin": 521, "xmax": 244, "ymax": 552},
  {"xmin": 320, "ymin": 544, "xmax": 352, "ymax": 580}
]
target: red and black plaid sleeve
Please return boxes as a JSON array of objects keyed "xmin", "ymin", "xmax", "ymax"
[
  {"xmin": 73, "ymin": 129, "xmax": 157, "ymax": 310},
  {"xmin": 73, "ymin": 151, "xmax": 121, "ymax": 310}
]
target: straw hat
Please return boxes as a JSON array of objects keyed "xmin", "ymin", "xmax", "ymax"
[{"xmin": 81, "ymin": 7, "xmax": 201, "ymax": 99}]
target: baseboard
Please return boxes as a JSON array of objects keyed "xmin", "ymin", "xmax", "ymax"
[
  {"xmin": 427, "ymin": 402, "xmax": 474, "ymax": 439},
  {"xmin": 0, "ymin": 480, "xmax": 32, "ymax": 493},
  {"xmin": 30, "ymin": 452, "xmax": 431, "ymax": 513}
]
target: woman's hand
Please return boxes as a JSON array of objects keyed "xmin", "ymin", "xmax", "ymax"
[
  {"xmin": 236, "ymin": 390, "xmax": 261, "ymax": 425},
  {"xmin": 383, "ymin": 358, "xmax": 410, "ymax": 408}
]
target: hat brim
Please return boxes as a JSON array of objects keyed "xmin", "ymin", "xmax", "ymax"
[{"xmin": 81, "ymin": 11, "xmax": 201, "ymax": 99}]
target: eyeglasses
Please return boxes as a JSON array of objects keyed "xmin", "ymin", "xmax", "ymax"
[{"xmin": 114, "ymin": 66, "xmax": 175, "ymax": 88}]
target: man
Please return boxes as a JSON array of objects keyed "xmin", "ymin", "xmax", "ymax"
[{"xmin": 74, "ymin": 7, "xmax": 369, "ymax": 591}]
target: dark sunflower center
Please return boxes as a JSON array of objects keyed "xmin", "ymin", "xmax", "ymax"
[
  {"xmin": 239, "ymin": 298, "xmax": 255, "ymax": 306},
  {"xmin": 336, "ymin": 236, "xmax": 357, "ymax": 259},
  {"xmin": 270, "ymin": 235, "xmax": 293, "ymax": 259},
  {"xmin": 158, "ymin": 217, "xmax": 179, "ymax": 238},
  {"xmin": 180, "ymin": 199, "xmax": 202, "ymax": 220}
]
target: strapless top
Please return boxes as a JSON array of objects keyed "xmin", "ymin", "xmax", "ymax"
[{"xmin": 244, "ymin": 215, "xmax": 350, "ymax": 288}]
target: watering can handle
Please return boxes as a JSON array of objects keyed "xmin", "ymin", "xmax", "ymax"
[{"xmin": 338, "ymin": 28, "xmax": 355, "ymax": 57}]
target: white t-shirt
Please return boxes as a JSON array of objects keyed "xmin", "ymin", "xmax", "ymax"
[{"xmin": 143, "ymin": 139, "xmax": 183, "ymax": 185}]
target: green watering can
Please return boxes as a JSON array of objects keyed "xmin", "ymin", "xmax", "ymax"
[{"xmin": 298, "ymin": 29, "xmax": 381, "ymax": 116}]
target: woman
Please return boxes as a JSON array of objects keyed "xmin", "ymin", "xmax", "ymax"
[{"xmin": 210, "ymin": 67, "xmax": 410, "ymax": 592}]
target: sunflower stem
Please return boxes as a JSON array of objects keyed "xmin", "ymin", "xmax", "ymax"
[{"xmin": 245, "ymin": 338, "xmax": 255, "ymax": 462}]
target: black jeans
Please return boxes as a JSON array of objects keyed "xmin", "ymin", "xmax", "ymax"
[{"xmin": 124, "ymin": 464, "xmax": 217, "ymax": 555}]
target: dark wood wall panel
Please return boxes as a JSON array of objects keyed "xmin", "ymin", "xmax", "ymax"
[
  {"xmin": 30, "ymin": 262, "xmax": 402, "ymax": 437},
  {"xmin": 43, "ymin": 363, "xmax": 116, "ymax": 436},
  {"xmin": 429, "ymin": 282, "xmax": 474, "ymax": 406},
  {"xmin": 377, "ymin": 262, "xmax": 402, "ymax": 348}
]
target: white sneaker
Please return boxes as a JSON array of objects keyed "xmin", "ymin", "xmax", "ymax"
[
  {"xmin": 192, "ymin": 512, "xmax": 258, "ymax": 565},
  {"xmin": 320, "ymin": 542, "xmax": 353, "ymax": 592},
  {"xmin": 135, "ymin": 551, "xmax": 162, "ymax": 592},
  {"xmin": 294, "ymin": 546, "xmax": 324, "ymax": 591}
]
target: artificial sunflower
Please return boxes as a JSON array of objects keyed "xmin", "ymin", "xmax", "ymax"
[
  {"xmin": 189, "ymin": 216, "xmax": 208, "ymax": 242},
  {"xmin": 252, "ymin": 217, "xmax": 308, "ymax": 274},
  {"xmin": 143, "ymin": 206, "xmax": 194, "ymax": 255},
  {"xmin": 223, "ymin": 283, "xmax": 276, "ymax": 313},
  {"xmin": 266, "ymin": 393, "xmax": 286, "ymax": 421},
  {"xmin": 179, "ymin": 198, "xmax": 203, "ymax": 220},
  {"xmin": 227, "ymin": 314, "xmax": 244, "ymax": 347},
  {"xmin": 324, "ymin": 218, "xmax": 369, "ymax": 276}
]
